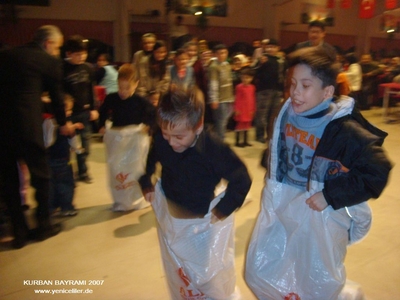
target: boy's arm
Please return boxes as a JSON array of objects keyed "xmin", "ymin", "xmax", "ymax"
[
  {"xmin": 97, "ymin": 94, "xmax": 111, "ymax": 129},
  {"xmin": 322, "ymin": 121, "xmax": 392, "ymax": 209},
  {"xmin": 211, "ymin": 142, "xmax": 252, "ymax": 219},
  {"xmin": 323, "ymin": 144, "xmax": 391, "ymax": 209},
  {"xmin": 208, "ymin": 63, "xmax": 219, "ymax": 106},
  {"xmin": 138, "ymin": 132, "xmax": 160, "ymax": 193}
]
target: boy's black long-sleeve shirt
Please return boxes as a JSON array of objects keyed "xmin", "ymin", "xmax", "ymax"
[
  {"xmin": 139, "ymin": 130, "xmax": 252, "ymax": 217},
  {"xmin": 98, "ymin": 92, "xmax": 156, "ymax": 129}
]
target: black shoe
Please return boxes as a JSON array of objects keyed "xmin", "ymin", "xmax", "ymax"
[
  {"xmin": 244, "ymin": 142, "xmax": 252, "ymax": 147},
  {"xmin": 235, "ymin": 143, "xmax": 245, "ymax": 148},
  {"xmin": 12, "ymin": 236, "xmax": 27, "ymax": 249},
  {"xmin": 78, "ymin": 175, "xmax": 92, "ymax": 184},
  {"xmin": 256, "ymin": 138, "xmax": 266, "ymax": 143}
]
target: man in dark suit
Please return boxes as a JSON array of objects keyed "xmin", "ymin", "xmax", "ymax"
[
  {"xmin": 295, "ymin": 20, "xmax": 336, "ymax": 57},
  {"xmin": 0, "ymin": 25, "xmax": 74, "ymax": 248}
]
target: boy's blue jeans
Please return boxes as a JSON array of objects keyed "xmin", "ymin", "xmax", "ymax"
[
  {"xmin": 49, "ymin": 158, "xmax": 75, "ymax": 212},
  {"xmin": 212, "ymin": 102, "xmax": 233, "ymax": 140}
]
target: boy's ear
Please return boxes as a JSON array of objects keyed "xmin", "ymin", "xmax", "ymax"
[
  {"xmin": 324, "ymin": 85, "xmax": 335, "ymax": 99},
  {"xmin": 195, "ymin": 120, "xmax": 204, "ymax": 135}
]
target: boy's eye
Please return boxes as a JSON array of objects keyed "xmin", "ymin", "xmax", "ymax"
[{"xmin": 303, "ymin": 84, "xmax": 310, "ymax": 88}]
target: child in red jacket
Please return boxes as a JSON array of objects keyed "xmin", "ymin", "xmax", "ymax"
[{"xmin": 234, "ymin": 66, "xmax": 256, "ymax": 147}]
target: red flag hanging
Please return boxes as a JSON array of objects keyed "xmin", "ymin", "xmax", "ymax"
[
  {"xmin": 385, "ymin": 0, "xmax": 397, "ymax": 9},
  {"xmin": 341, "ymin": 0, "xmax": 352, "ymax": 8},
  {"xmin": 327, "ymin": 0, "xmax": 335, "ymax": 8},
  {"xmin": 359, "ymin": 0, "xmax": 376, "ymax": 19}
]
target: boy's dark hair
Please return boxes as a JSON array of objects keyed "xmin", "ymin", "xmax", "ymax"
[
  {"xmin": 174, "ymin": 48, "xmax": 187, "ymax": 58},
  {"xmin": 64, "ymin": 35, "xmax": 88, "ymax": 53},
  {"xmin": 308, "ymin": 20, "xmax": 326, "ymax": 31},
  {"xmin": 97, "ymin": 52, "xmax": 111, "ymax": 62},
  {"xmin": 344, "ymin": 52, "xmax": 358, "ymax": 65},
  {"xmin": 287, "ymin": 46, "xmax": 338, "ymax": 88},
  {"xmin": 157, "ymin": 91, "xmax": 204, "ymax": 130},
  {"xmin": 213, "ymin": 43, "xmax": 228, "ymax": 53},
  {"xmin": 240, "ymin": 66, "xmax": 255, "ymax": 77}
]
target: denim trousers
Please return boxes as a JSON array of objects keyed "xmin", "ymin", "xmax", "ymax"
[
  {"xmin": 212, "ymin": 102, "xmax": 233, "ymax": 140},
  {"xmin": 49, "ymin": 158, "xmax": 75, "ymax": 211}
]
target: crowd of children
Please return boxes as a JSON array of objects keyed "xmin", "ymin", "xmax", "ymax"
[{"xmin": 1, "ymin": 27, "xmax": 393, "ymax": 300}]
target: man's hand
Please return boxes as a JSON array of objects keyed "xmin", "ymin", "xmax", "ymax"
[
  {"xmin": 90, "ymin": 110, "xmax": 99, "ymax": 121},
  {"xmin": 305, "ymin": 191, "xmax": 328, "ymax": 211}
]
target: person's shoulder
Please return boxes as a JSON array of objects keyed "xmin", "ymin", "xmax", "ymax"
[{"xmin": 295, "ymin": 41, "xmax": 309, "ymax": 49}]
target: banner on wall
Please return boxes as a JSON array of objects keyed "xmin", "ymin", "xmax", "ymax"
[
  {"xmin": 327, "ymin": 0, "xmax": 335, "ymax": 8},
  {"xmin": 341, "ymin": 0, "xmax": 352, "ymax": 8},
  {"xmin": 385, "ymin": 0, "xmax": 397, "ymax": 9},
  {"xmin": 359, "ymin": 0, "xmax": 376, "ymax": 19}
]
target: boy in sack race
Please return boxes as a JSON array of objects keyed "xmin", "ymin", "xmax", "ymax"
[
  {"xmin": 98, "ymin": 64, "xmax": 156, "ymax": 211},
  {"xmin": 139, "ymin": 91, "xmax": 251, "ymax": 299},
  {"xmin": 245, "ymin": 47, "xmax": 392, "ymax": 300}
]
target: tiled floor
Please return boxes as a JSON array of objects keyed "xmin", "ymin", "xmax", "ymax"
[{"xmin": 0, "ymin": 107, "xmax": 399, "ymax": 300}]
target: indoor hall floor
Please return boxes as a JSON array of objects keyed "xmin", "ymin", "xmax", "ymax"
[{"xmin": 0, "ymin": 107, "xmax": 399, "ymax": 300}]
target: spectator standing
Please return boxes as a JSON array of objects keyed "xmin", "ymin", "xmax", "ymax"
[
  {"xmin": 208, "ymin": 44, "xmax": 234, "ymax": 140},
  {"xmin": 234, "ymin": 67, "xmax": 256, "ymax": 147},
  {"xmin": 0, "ymin": 25, "xmax": 74, "ymax": 249},
  {"xmin": 169, "ymin": 48, "xmax": 195, "ymax": 93},
  {"xmin": 136, "ymin": 40, "xmax": 170, "ymax": 106},
  {"xmin": 253, "ymin": 39, "xmax": 284, "ymax": 144},
  {"xmin": 63, "ymin": 35, "xmax": 99, "ymax": 183},
  {"xmin": 132, "ymin": 33, "xmax": 156, "ymax": 70},
  {"xmin": 96, "ymin": 53, "xmax": 118, "ymax": 95}
]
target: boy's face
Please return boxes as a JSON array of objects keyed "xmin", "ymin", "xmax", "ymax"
[
  {"xmin": 142, "ymin": 38, "xmax": 156, "ymax": 52},
  {"xmin": 290, "ymin": 64, "xmax": 333, "ymax": 114},
  {"xmin": 265, "ymin": 44, "xmax": 279, "ymax": 56},
  {"xmin": 118, "ymin": 79, "xmax": 138, "ymax": 100},
  {"xmin": 161, "ymin": 122, "xmax": 203, "ymax": 153},
  {"xmin": 175, "ymin": 53, "xmax": 189, "ymax": 70},
  {"xmin": 186, "ymin": 45, "xmax": 198, "ymax": 59},
  {"xmin": 67, "ymin": 51, "xmax": 88, "ymax": 65},
  {"xmin": 216, "ymin": 49, "xmax": 228, "ymax": 63},
  {"xmin": 97, "ymin": 54, "xmax": 108, "ymax": 67}
]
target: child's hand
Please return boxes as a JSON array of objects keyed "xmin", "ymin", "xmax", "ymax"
[
  {"xmin": 59, "ymin": 121, "xmax": 75, "ymax": 136},
  {"xmin": 211, "ymin": 207, "xmax": 227, "ymax": 224},
  {"xmin": 90, "ymin": 110, "xmax": 99, "ymax": 121},
  {"xmin": 98, "ymin": 127, "xmax": 106, "ymax": 135},
  {"xmin": 305, "ymin": 191, "xmax": 328, "ymax": 211},
  {"xmin": 210, "ymin": 102, "xmax": 219, "ymax": 110},
  {"xmin": 73, "ymin": 122, "xmax": 84, "ymax": 130},
  {"xmin": 149, "ymin": 93, "xmax": 160, "ymax": 107},
  {"xmin": 144, "ymin": 192, "xmax": 155, "ymax": 203}
]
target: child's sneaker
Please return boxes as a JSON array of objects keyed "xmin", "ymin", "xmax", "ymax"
[{"xmin": 59, "ymin": 209, "xmax": 78, "ymax": 217}]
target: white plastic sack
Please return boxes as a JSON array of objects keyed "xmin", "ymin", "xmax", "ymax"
[
  {"xmin": 245, "ymin": 178, "xmax": 371, "ymax": 300},
  {"xmin": 152, "ymin": 181, "xmax": 240, "ymax": 300},
  {"xmin": 43, "ymin": 118, "xmax": 57, "ymax": 148},
  {"xmin": 103, "ymin": 124, "xmax": 150, "ymax": 211}
]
